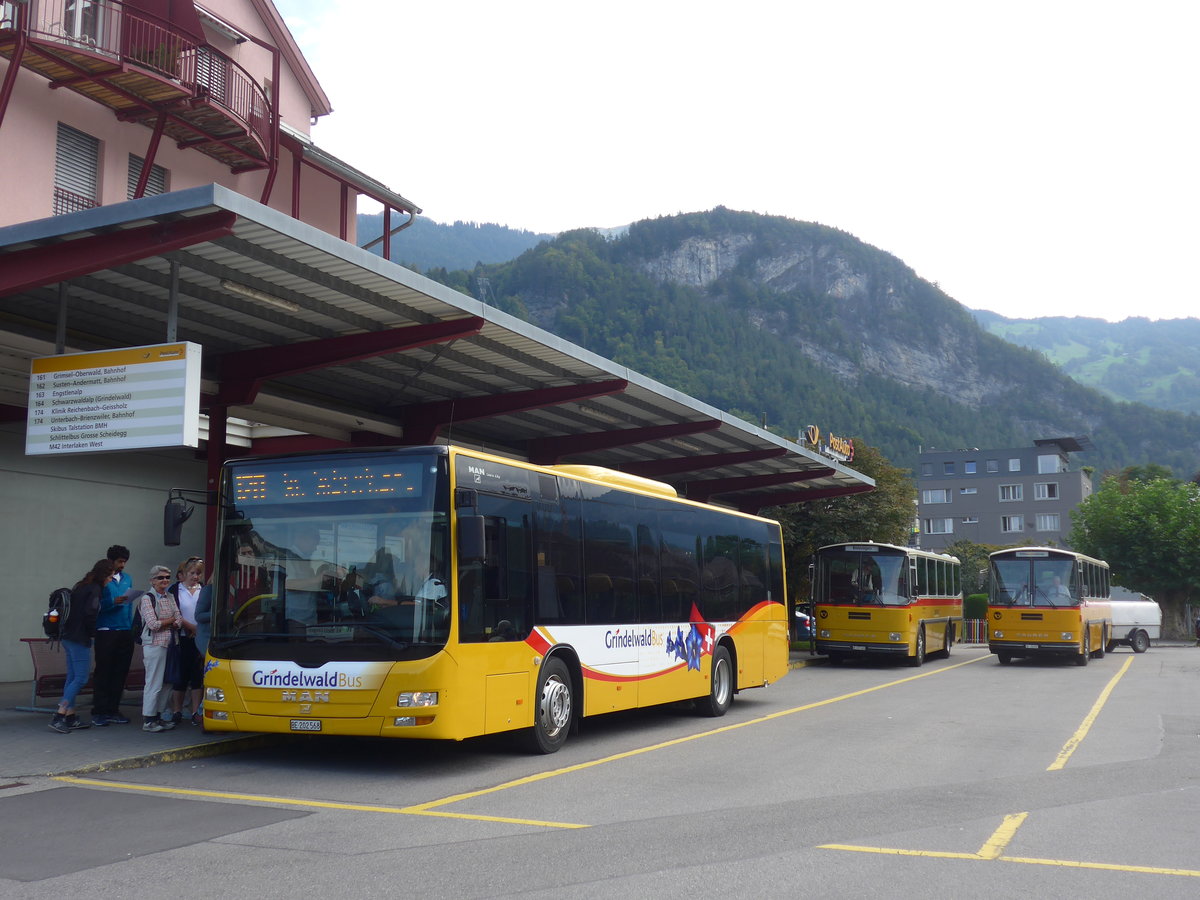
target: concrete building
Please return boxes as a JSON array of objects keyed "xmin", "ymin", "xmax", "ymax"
[{"xmin": 915, "ymin": 437, "xmax": 1094, "ymax": 552}]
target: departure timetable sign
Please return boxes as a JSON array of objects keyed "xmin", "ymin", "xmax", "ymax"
[{"xmin": 26, "ymin": 342, "xmax": 201, "ymax": 456}]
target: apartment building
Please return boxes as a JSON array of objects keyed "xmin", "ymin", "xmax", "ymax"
[{"xmin": 915, "ymin": 437, "xmax": 1094, "ymax": 551}]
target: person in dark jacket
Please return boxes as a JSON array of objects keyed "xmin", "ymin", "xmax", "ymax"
[{"xmin": 50, "ymin": 558, "xmax": 111, "ymax": 733}]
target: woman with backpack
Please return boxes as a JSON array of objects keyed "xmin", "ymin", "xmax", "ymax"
[
  {"xmin": 49, "ymin": 558, "xmax": 110, "ymax": 734},
  {"xmin": 138, "ymin": 565, "xmax": 184, "ymax": 733}
]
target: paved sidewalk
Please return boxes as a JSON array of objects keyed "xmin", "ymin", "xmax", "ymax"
[{"xmin": 0, "ymin": 680, "xmax": 271, "ymax": 779}]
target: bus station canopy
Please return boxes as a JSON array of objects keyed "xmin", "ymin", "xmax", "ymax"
[{"xmin": 0, "ymin": 185, "xmax": 873, "ymax": 514}]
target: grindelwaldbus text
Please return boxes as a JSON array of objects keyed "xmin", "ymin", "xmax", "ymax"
[
  {"xmin": 201, "ymin": 446, "xmax": 790, "ymax": 751},
  {"xmin": 988, "ymin": 547, "xmax": 1112, "ymax": 665},
  {"xmin": 810, "ymin": 542, "xmax": 963, "ymax": 666}
]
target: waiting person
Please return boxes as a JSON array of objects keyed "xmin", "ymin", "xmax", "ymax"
[
  {"xmin": 91, "ymin": 544, "xmax": 135, "ymax": 726},
  {"xmin": 139, "ymin": 565, "xmax": 183, "ymax": 733},
  {"xmin": 167, "ymin": 557, "xmax": 205, "ymax": 726},
  {"xmin": 49, "ymin": 558, "xmax": 109, "ymax": 734}
]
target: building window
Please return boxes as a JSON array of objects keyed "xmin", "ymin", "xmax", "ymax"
[
  {"xmin": 924, "ymin": 518, "xmax": 953, "ymax": 535},
  {"xmin": 1036, "ymin": 513, "xmax": 1061, "ymax": 532},
  {"xmin": 54, "ymin": 123, "xmax": 100, "ymax": 215},
  {"xmin": 1001, "ymin": 516, "xmax": 1024, "ymax": 533},
  {"xmin": 999, "ymin": 484, "xmax": 1023, "ymax": 502},
  {"xmin": 920, "ymin": 463, "xmax": 933, "ymax": 477},
  {"xmin": 962, "ymin": 516, "xmax": 978, "ymax": 524},
  {"xmin": 1035, "ymin": 482, "xmax": 1059, "ymax": 501},
  {"xmin": 1038, "ymin": 454, "xmax": 1062, "ymax": 474},
  {"xmin": 964, "ymin": 461, "xmax": 977, "ymax": 474},
  {"xmin": 1008, "ymin": 458, "xmax": 1021, "ymax": 472},
  {"xmin": 922, "ymin": 489, "xmax": 952, "ymax": 504},
  {"xmin": 986, "ymin": 459, "xmax": 999, "ymax": 473},
  {"xmin": 959, "ymin": 487, "xmax": 977, "ymax": 495},
  {"xmin": 943, "ymin": 462, "xmax": 955, "ymax": 475},
  {"xmin": 127, "ymin": 154, "xmax": 168, "ymax": 199}
]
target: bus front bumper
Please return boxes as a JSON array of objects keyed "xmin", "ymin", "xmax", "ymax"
[
  {"xmin": 989, "ymin": 640, "xmax": 1082, "ymax": 657},
  {"xmin": 816, "ymin": 640, "xmax": 910, "ymax": 657}
]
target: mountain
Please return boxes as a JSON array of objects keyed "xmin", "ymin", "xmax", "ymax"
[
  {"xmin": 356, "ymin": 214, "xmax": 552, "ymax": 272},
  {"xmin": 971, "ymin": 310, "xmax": 1200, "ymax": 415},
  {"xmin": 420, "ymin": 207, "xmax": 1200, "ymax": 480}
]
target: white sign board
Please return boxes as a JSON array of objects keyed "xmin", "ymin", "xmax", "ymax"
[{"xmin": 26, "ymin": 342, "xmax": 202, "ymax": 455}]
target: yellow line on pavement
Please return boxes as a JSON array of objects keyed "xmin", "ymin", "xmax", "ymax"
[
  {"xmin": 977, "ymin": 812, "xmax": 1028, "ymax": 859},
  {"xmin": 53, "ymin": 774, "xmax": 587, "ymax": 829},
  {"xmin": 998, "ymin": 855, "xmax": 1200, "ymax": 877},
  {"xmin": 1047, "ymin": 656, "xmax": 1133, "ymax": 771},
  {"xmin": 410, "ymin": 654, "xmax": 989, "ymax": 813}
]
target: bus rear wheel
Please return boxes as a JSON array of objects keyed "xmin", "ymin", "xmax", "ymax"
[
  {"xmin": 524, "ymin": 657, "xmax": 573, "ymax": 753},
  {"xmin": 697, "ymin": 645, "xmax": 733, "ymax": 717}
]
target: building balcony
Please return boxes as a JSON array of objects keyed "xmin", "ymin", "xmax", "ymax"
[{"xmin": 0, "ymin": 0, "xmax": 274, "ymax": 172}]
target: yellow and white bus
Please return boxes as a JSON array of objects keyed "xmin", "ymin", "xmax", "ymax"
[
  {"xmin": 988, "ymin": 547, "xmax": 1112, "ymax": 666},
  {"xmin": 201, "ymin": 445, "xmax": 790, "ymax": 752},
  {"xmin": 811, "ymin": 542, "xmax": 962, "ymax": 666}
]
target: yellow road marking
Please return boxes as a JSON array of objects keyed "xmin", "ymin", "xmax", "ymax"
[
  {"xmin": 53, "ymin": 775, "xmax": 587, "ymax": 829},
  {"xmin": 822, "ymin": 809, "xmax": 1200, "ymax": 879},
  {"xmin": 1047, "ymin": 656, "xmax": 1133, "ymax": 771},
  {"xmin": 977, "ymin": 812, "xmax": 1028, "ymax": 858},
  {"xmin": 409, "ymin": 654, "xmax": 988, "ymax": 813}
]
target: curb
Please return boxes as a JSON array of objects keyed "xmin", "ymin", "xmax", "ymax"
[{"xmin": 60, "ymin": 733, "xmax": 279, "ymax": 777}]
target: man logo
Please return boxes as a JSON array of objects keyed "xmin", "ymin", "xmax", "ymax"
[{"xmin": 282, "ymin": 691, "xmax": 331, "ymax": 702}]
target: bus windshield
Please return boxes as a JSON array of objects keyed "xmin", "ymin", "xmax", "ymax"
[
  {"xmin": 815, "ymin": 548, "xmax": 910, "ymax": 606},
  {"xmin": 992, "ymin": 556, "xmax": 1076, "ymax": 607},
  {"xmin": 212, "ymin": 451, "xmax": 451, "ymax": 663}
]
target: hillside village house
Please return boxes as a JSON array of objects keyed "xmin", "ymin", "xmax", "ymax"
[{"xmin": 0, "ymin": 0, "xmax": 420, "ymax": 681}]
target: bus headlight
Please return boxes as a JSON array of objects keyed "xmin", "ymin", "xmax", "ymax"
[
  {"xmin": 1061, "ymin": 632, "xmax": 1074, "ymax": 641},
  {"xmin": 818, "ymin": 629, "xmax": 830, "ymax": 639},
  {"xmin": 889, "ymin": 633, "xmax": 902, "ymax": 641},
  {"xmin": 993, "ymin": 630, "xmax": 1004, "ymax": 639},
  {"xmin": 205, "ymin": 686, "xmax": 225, "ymax": 703},
  {"xmin": 398, "ymin": 691, "xmax": 438, "ymax": 707}
]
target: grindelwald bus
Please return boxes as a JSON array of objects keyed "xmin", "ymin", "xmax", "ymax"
[
  {"xmin": 810, "ymin": 542, "xmax": 963, "ymax": 666},
  {"xmin": 988, "ymin": 547, "xmax": 1112, "ymax": 666},
  {"xmin": 201, "ymin": 446, "xmax": 790, "ymax": 752}
]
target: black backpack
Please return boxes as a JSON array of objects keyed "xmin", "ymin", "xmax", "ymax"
[
  {"xmin": 42, "ymin": 588, "xmax": 72, "ymax": 642},
  {"xmin": 130, "ymin": 594, "xmax": 148, "ymax": 645}
]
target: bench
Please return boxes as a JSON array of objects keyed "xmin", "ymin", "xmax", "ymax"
[{"xmin": 18, "ymin": 637, "xmax": 145, "ymax": 712}]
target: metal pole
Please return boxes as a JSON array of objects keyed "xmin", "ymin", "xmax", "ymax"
[
  {"xmin": 167, "ymin": 259, "xmax": 179, "ymax": 342},
  {"xmin": 56, "ymin": 283, "xmax": 67, "ymax": 354}
]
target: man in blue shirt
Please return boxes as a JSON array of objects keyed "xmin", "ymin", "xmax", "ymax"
[{"xmin": 91, "ymin": 544, "xmax": 135, "ymax": 725}]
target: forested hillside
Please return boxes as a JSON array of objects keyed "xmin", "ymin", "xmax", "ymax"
[
  {"xmin": 972, "ymin": 311, "xmax": 1200, "ymax": 415},
  {"xmin": 423, "ymin": 208, "xmax": 1200, "ymax": 479},
  {"xmin": 357, "ymin": 214, "xmax": 551, "ymax": 272}
]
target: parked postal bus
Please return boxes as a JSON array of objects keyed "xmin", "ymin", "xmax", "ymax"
[
  {"xmin": 200, "ymin": 446, "xmax": 790, "ymax": 752},
  {"xmin": 811, "ymin": 542, "xmax": 962, "ymax": 666},
  {"xmin": 987, "ymin": 547, "xmax": 1112, "ymax": 665}
]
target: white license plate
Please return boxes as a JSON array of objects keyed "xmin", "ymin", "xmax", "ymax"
[
  {"xmin": 290, "ymin": 719, "xmax": 322, "ymax": 732},
  {"xmin": 1025, "ymin": 644, "xmax": 1039, "ymax": 649},
  {"xmin": 852, "ymin": 645, "xmax": 866, "ymax": 651}
]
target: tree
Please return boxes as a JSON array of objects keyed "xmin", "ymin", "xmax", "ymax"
[
  {"xmin": 766, "ymin": 442, "xmax": 915, "ymax": 605},
  {"xmin": 940, "ymin": 539, "xmax": 1004, "ymax": 597},
  {"xmin": 1069, "ymin": 474, "xmax": 1200, "ymax": 637}
]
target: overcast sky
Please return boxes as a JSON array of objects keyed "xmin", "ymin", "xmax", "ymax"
[{"xmin": 273, "ymin": 1, "xmax": 1198, "ymax": 323}]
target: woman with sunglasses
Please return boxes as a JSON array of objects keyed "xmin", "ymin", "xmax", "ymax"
[{"xmin": 138, "ymin": 566, "xmax": 183, "ymax": 733}]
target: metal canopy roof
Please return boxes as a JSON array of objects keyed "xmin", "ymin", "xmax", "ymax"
[{"xmin": 0, "ymin": 185, "xmax": 873, "ymax": 514}]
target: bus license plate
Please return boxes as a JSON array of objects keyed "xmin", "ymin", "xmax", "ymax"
[
  {"xmin": 852, "ymin": 645, "xmax": 866, "ymax": 651},
  {"xmin": 290, "ymin": 719, "xmax": 322, "ymax": 732},
  {"xmin": 1024, "ymin": 644, "xmax": 1039, "ymax": 649}
]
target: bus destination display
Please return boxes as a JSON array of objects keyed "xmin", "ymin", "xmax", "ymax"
[{"xmin": 233, "ymin": 462, "xmax": 425, "ymax": 504}]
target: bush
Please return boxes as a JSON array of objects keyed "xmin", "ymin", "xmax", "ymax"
[{"xmin": 964, "ymin": 594, "xmax": 988, "ymax": 620}]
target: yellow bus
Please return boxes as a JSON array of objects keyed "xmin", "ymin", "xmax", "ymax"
[
  {"xmin": 988, "ymin": 547, "xmax": 1112, "ymax": 666},
  {"xmin": 811, "ymin": 543, "xmax": 962, "ymax": 666},
  {"xmin": 201, "ymin": 445, "xmax": 790, "ymax": 752}
]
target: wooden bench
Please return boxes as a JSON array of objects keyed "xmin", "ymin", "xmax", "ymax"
[{"xmin": 18, "ymin": 637, "xmax": 145, "ymax": 712}]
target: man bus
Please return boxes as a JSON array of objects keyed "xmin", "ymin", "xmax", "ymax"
[{"xmin": 199, "ymin": 445, "xmax": 791, "ymax": 752}]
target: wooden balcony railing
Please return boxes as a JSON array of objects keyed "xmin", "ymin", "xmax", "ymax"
[{"xmin": 3, "ymin": 0, "xmax": 275, "ymax": 171}]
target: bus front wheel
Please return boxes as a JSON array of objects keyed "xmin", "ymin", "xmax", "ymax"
[
  {"xmin": 1075, "ymin": 629, "xmax": 1090, "ymax": 666},
  {"xmin": 697, "ymin": 646, "xmax": 733, "ymax": 717},
  {"xmin": 907, "ymin": 627, "xmax": 926, "ymax": 667},
  {"xmin": 997, "ymin": 652, "xmax": 1012, "ymax": 665},
  {"xmin": 525, "ymin": 657, "xmax": 573, "ymax": 754}
]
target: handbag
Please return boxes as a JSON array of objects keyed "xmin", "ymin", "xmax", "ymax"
[{"xmin": 163, "ymin": 635, "xmax": 182, "ymax": 686}]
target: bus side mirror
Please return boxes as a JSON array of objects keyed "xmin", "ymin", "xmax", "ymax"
[
  {"xmin": 164, "ymin": 499, "xmax": 194, "ymax": 546},
  {"xmin": 457, "ymin": 513, "xmax": 485, "ymax": 563}
]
